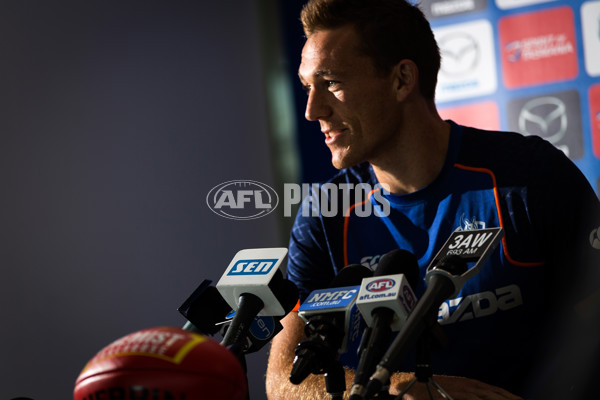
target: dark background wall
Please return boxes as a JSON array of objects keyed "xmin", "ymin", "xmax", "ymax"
[{"xmin": 0, "ymin": 1, "xmax": 289, "ymax": 399}]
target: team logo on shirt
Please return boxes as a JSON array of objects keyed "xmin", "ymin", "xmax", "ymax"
[
  {"xmin": 360, "ymin": 254, "xmax": 382, "ymax": 271},
  {"xmin": 456, "ymin": 214, "xmax": 486, "ymax": 231}
]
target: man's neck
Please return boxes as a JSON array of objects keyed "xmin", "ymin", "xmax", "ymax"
[{"xmin": 371, "ymin": 117, "xmax": 451, "ymax": 195}]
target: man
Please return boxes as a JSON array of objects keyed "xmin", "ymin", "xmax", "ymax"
[{"xmin": 266, "ymin": 0, "xmax": 600, "ymax": 399}]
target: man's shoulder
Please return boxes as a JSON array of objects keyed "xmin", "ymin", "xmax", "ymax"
[
  {"xmin": 459, "ymin": 125, "xmax": 559, "ymax": 162},
  {"xmin": 456, "ymin": 124, "xmax": 566, "ymax": 176}
]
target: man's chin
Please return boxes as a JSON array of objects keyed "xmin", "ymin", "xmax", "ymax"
[
  {"xmin": 330, "ymin": 157, "xmax": 360, "ymax": 170},
  {"xmin": 329, "ymin": 147, "xmax": 365, "ymax": 170}
]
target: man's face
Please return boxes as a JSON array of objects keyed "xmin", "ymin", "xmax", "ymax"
[{"xmin": 298, "ymin": 25, "xmax": 401, "ymax": 170}]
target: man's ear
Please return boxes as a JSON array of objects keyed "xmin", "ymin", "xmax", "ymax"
[{"xmin": 392, "ymin": 59, "xmax": 419, "ymax": 101}]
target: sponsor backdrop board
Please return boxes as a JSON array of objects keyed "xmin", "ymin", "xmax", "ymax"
[
  {"xmin": 278, "ymin": 1, "xmax": 600, "ymax": 197},
  {"xmin": 426, "ymin": 0, "xmax": 600, "ymax": 195}
]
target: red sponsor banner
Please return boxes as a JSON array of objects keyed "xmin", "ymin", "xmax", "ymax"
[
  {"xmin": 590, "ymin": 84, "xmax": 600, "ymax": 159},
  {"xmin": 439, "ymin": 101, "xmax": 500, "ymax": 131},
  {"xmin": 499, "ymin": 6, "xmax": 577, "ymax": 88}
]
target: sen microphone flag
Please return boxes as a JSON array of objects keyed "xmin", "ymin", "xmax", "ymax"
[{"xmin": 216, "ymin": 247, "xmax": 288, "ymax": 316}]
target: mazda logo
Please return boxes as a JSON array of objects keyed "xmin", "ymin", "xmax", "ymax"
[
  {"xmin": 438, "ymin": 31, "xmax": 479, "ymax": 77},
  {"xmin": 518, "ymin": 96, "xmax": 567, "ymax": 144}
]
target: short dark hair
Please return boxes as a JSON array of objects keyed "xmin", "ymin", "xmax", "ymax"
[{"xmin": 300, "ymin": 0, "xmax": 441, "ymax": 100}]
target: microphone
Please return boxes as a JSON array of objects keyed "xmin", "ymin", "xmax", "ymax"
[
  {"xmin": 221, "ymin": 278, "xmax": 299, "ymax": 354},
  {"xmin": 215, "ymin": 248, "xmax": 293, "ymax": 348},
  {"xmin": 179, "ymin": 254, "xmax": 298, "ymax": 353},
  {"xmin": 178, "ymin": 279, "xmax": 233, "ymax": 335},
  {"xmin": 289, "ymin": 264, "xmax": 373, "ymax": 385},
  {"xmin": 349, "ymin": 249, "xmax": 419, "ymax": 400},
  {"xmin": 364, "ymin": 255, "xmax": 467, "ymax": 397},
  {"xmin": 365, "ymin": 227, "xmax": 504, "ymax": 397}
]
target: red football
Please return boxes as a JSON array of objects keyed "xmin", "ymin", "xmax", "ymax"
[{"xmin": 74, "ymin": 326, "xmax": 247, "ymax": 400}]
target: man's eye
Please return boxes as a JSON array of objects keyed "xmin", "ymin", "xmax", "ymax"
[
  {"xmin": 302, "ymin": 84, "xmax": 311, "ymax": 94},
  {"xmin": 327, "ymin": 81, "xmax": 339, "ymax": 89}
]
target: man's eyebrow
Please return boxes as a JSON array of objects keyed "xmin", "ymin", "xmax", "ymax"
[
  {"xmin": 314, "ymin": 69, "xmax": 334, "ymax": 77},
  {"xmin": 298, "ymin": 68, "xmax": 336, "ymax": 82}
]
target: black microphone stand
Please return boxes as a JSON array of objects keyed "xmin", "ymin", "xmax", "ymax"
[
  {"xmin": 224, "ymin": 343, "xmax": 251, "ymax": 400},
  {"xmin": 325, "ymin": 359, "xmax": 346, "ymax": 400},
  {"xmin": 369, "ymin": 379, "xmax": 396, "ymax": 399},
  {"xmin": 394, "ymin": 329, "xmax": 453, "ymax": 400},
  {"xmin": 291, "ymin": 335, "xmax": 347, "ymax": 400}
]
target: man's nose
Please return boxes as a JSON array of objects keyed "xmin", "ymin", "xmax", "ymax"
[{"xmin": 305, "ymin": 88, "xmax": 332, "ymax": 121}]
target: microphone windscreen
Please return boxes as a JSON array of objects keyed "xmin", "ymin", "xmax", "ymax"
[
  {"xmin": 277, "ymin": 279, "xmax": 300, "ymax": 313},
  {"xmin": 180, "ymin": 285, "xmax": 232, "ymax": 335},
  {"xmin": 329, "ymin": 264, "xmax": 373, "ymax": 288},
  {"xmin": 375, "ymin": 249, "xmax": 420, "ymax": 288},
  {"xmin": 436, "ymin": 255, "xmax": 469, "ymax": 276}
]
